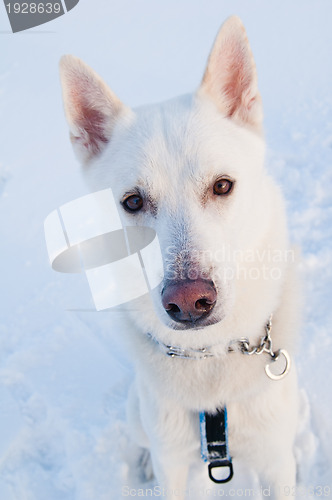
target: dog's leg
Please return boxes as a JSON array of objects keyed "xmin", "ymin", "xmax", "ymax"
[
  {"xmin": 136, "ymin": 377, "xmax": 200, "ymax": 499},
  {"xmin": 229, "ymin": 369, "xmax": 299, "ymax": 500},
  {"xmin": 260, "ymin": 454, "xmax": 297, "ymax": 500},
  {"xmin": 126, "ymin": 380, "xmax": 154, "ymax": 482},
  {"xmin": 251, "ymin": 420, "xmax": 297, "ymax": 500},
  {"xmin": 259, "ymin": 378, "xmax": 298, "ymax": 500},
  {"xmin": 126, "ymin": 380, "xmax": 150, "ymax": 449}
]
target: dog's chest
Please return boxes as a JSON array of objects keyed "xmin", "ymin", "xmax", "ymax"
[{"xmin": 144, "ymin": 350, "xmax": 268, "ymax": 411}]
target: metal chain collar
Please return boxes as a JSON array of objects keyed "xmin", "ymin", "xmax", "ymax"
[
  {"xmin": 147, "ymin": 314, "xmax": 291, "ymax": 381},
  {"xmin": 228, "ymin": 315, "xmax": 291, "ymax": 380}
]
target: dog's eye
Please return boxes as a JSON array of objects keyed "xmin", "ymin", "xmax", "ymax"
[
  {"xmin": 122, "ymin": 194, "xmax": 143, "ymax": 212},
  {"xmin": 213, "ymin": 178, "xmax": 233, "ymax": 196}
]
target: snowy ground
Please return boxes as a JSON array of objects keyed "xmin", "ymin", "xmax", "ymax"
[{"xmin": 0, "ymin": 1, "xmax": 332, "ymax": 498}]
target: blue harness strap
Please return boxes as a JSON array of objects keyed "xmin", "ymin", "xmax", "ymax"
[{"xmin": 199, "ymin": 407, "xmax": 233, "ymax": 484}]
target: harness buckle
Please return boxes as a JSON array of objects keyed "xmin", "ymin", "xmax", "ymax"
[{"xmin": 208, "ymin": 460, "xmax": 234, "ymax": 484}]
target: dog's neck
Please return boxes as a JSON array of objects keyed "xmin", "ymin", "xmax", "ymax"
[
  {"xmin": 146, "ymin": 314, "xmax": 291, "ymax": 381},
  {"xmin": 146, "ymin": 315, "xmax": 273, "ymax": 360}
]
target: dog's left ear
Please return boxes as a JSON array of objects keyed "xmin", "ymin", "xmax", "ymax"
[
  {"xmin": 199, "ymin": 16, "xmax": 263, "ymax": 133},
  {"xmin": 59, "ymin": 55, "xmax": 126, "ymax": 164}
]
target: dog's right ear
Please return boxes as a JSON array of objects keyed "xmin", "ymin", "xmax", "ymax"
[
  {"xmin": 59, "ymin": 55, "xmax": 124, "ymax": 164},
  {"xmin": 199, "ymin": 16, "xmax": 263, "ymax": 134}
]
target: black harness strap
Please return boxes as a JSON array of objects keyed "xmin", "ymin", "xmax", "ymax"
[{"xmin": 200, "ymin": 407, "xmax": 233, "ymax": 484}]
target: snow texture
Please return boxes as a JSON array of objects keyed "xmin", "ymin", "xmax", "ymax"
[{"xmin": 0, "ymin": 1, "xmax": 331, "ymax": 498}]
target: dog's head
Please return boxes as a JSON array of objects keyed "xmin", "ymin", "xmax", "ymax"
[{"xmin": 59, "ymin": 17, "xmax": 287, "ymax": 340}]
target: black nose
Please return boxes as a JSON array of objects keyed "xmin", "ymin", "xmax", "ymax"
[{"xmin": 161, "ymin": 279, "xmax": 217, "ymax": 323}]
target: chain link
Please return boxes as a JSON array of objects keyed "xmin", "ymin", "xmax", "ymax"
[
  {"xmin": 238, "ymin": 314, "xmax": 276, "ymax": 358},
  {"xmin": 230, "ymin": 314, "xmax": 291, "ymax": 380}
]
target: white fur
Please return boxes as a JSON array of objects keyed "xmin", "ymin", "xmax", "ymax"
[{"xmin": 60, "ymin": 16, "xmax": 300, "ymax": 499}]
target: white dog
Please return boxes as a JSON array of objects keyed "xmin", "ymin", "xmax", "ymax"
[{"xmin": 59, "ymin": 16, "xmax": 300, "ymax": 499}]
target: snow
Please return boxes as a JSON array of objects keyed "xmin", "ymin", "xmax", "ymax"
[{"xmin": 0, "ymin": 0, "xmax": 332, "ymax": 498}]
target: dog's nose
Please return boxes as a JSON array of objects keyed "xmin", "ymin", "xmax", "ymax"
[{"xmin": 161, "ymin": 279, "xmax": 217, "ymax": 323}]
